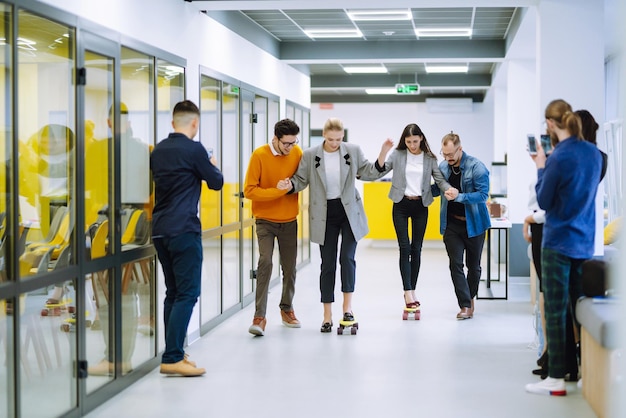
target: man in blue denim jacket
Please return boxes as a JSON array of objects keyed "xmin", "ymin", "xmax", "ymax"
[{"xmin": 436, "ymin": 132, "xmax": 490, "ymax": 320}]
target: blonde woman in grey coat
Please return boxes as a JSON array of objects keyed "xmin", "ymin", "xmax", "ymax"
[
  {"xmin": 377, "ymin": 123, "xmax": 453, "ymax": 309},
  {"xmin": 290, "ymin": 117, "xmax": 393, "ymax": 332}
]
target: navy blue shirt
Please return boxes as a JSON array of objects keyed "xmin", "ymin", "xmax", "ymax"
[{"xmin": 151, "ymin": 132, "xmax": 223, "ymax": 237}]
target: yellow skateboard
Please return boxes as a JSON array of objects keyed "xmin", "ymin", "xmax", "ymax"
[
  {"xmin": 337, "ymin": 317, "xmax": 358, "ymax": 335},
  {"xmin": 402, "ymin": 305, "xmax": 421, "ymax": 320}
]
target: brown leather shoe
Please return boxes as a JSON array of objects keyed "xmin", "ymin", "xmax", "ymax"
[
  {"xmin": 456, "ymin": 307, "xmax": 472, "ymax": 320},
  {"xmin": 248, "ymin": 317, "xmax": 267, "ymax": 336},
  {"xmin": 160, "ymin": 359, "xmax": 206, "ymax": 376}
]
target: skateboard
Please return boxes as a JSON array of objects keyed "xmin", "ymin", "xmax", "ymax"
[
  {"xmin": 41, "ymin": 299, "xmax": 74, "ymax": 317},
  {"xmin": 337, "ymin": 318, "xmax": 358, "ymax": 335},
  {"xmin": 402, "ymin": 305, "xmax": 420, "ymax": 320}
]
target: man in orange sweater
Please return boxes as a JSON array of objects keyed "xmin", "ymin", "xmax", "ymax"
[{"xmin": 244, "ymin": 119, "xmax": 303, "ymax": 336}]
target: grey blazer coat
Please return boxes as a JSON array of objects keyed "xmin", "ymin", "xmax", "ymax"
[
  {"xmin": 291, "ymin": 142, "xmax": 385, "ymax": 245},
  {"xmin": 379, "ymin": 149, "xmax": 451, "ymax": 205}
]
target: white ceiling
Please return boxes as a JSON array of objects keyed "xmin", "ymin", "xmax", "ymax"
[{"xmin": 186, "ymin": 0, "xmax": 538, "ymax": 103}]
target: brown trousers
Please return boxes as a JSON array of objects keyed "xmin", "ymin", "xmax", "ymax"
[{"xmin": 254, "ymin": 219, "xmax": 298, "ymax": 318}]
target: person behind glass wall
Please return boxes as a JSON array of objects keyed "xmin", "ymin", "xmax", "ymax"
[
  {"xmin": 290, "ymin": 117, "xmax": 393, "ymax": 332},
  {"xmin": 113, "ymin": 103, "xmax": 153, "ymax": 335},
  {"xmin": 244, "ymin": 119, "xmax": 303, "ymax": 336},
  {"xmin": 377, "ymin": 123, "xmax": 454, "ymax": 308},
  {"xmin": 88, "ymin": 106, "xmax": 149, "ymax": 376},
  {"xmin": 525, "ymin": 99, "xmax": 603, "ymax": 396},
  {"xmin": 18, "ymin": 125, "xmax": 74, "ymax": 281},
  {"xmin": 151, "ymin": 100, "xmax": 223, "ymax": 376},
  {"xmin": 436, "ymin": 132, "xmax": 490, "ymax": 320}
]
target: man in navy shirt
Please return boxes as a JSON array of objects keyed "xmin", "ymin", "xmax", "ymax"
[{"xmin": 151, "ymin": 100, "xmax": 223, "ymax": 376}]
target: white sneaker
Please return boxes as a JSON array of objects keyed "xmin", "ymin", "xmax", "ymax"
[
  {"xmin": 525, "ymin": 377, "xmax": 567, "ymax": 396},
  {"xmin": 577, "ymin": 379, "xmax": 582, "ymax": 390}
]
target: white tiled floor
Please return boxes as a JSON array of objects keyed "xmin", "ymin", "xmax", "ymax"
[{"xmin": 86, "ymin": 240, "xmax": 596, "ymax": 418}]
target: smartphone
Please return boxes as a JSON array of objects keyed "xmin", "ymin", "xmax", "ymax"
[
  {"xmin": 207, "ymin": 147, "xmax": 214, "ymax": 159},
  {"xmin": 527, "ymin": 134, "xmax": 537, "ymax": 155},
  {"xmin": 540, "ymin": 134, "xmax": 553, "ymax": 154}
]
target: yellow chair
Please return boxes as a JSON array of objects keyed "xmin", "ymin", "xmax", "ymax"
[{"xmin": 90, "ymin": 220, "xmax": 109, "ymax": 307}]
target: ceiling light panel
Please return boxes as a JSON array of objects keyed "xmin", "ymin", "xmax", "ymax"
[
  {"xmin": 415, "ymin": 28, "xmax": 472, "ymax": 38},
  {"xmin": 343, "ymin": 65, "xmax": 388, "ymax": 74},
  {"xmin": 365, "ymin": 88, "xmax": 398, "ymax": 95},
  {"xmin": 425, "ymin": 65, "xmax": 469, "ymax": 73},
  {"xmin": 303, "ymin": 29, "xmax": 363, "ymax": 39},
  {"xmin": 347, "ymin": 10, "xmax": 412, "ymax": 21}
]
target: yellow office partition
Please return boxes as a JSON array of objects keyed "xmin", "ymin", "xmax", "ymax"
[{"xmin": 363, "ymin": 182, "xmax": 442, "ymax": 240}]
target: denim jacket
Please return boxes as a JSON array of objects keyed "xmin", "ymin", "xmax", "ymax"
[{"xmin": 436, "ymin": 151, "xmax": 491, "ymax": 238}]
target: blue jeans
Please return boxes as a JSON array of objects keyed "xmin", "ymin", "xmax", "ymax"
[
  {"xmin": 392, "ymin": 197, "xmax": 428, "ymax": 291},
  {"xmin": 443, "ymin": 221, "xmax": 485, "ymax": 308},
  {"xmin": 319, "ymin": 199, "xmax": 357, "ymax": 303},
  {"xmin": 154, "ymin": 232, "xmax": 202, "ymax": 364}
]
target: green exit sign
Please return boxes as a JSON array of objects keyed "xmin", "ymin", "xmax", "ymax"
[{"xmin": 396, "ymin": 83, "xmax": 420, "ymax": 94}]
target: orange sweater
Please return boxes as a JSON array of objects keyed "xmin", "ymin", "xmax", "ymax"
[{"xmin": 243, "ymin": 144, "xmax": 303, "ymax": 223}]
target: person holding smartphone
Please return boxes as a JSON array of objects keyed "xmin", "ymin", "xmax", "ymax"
[{"xmin": 525, "ymin": 99, "xmax": 603, "ymax": 396}]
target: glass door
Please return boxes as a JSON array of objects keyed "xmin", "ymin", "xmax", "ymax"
[
  {"xmin": 78, "ymin": 33, "xmax": 126, "ymax": 405},
  {"xmin": 240, "ymin": 90, "xmax": 255, "ymax": 302}
]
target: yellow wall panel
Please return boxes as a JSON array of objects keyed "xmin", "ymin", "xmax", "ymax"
[{"xmin": 363, "ymin": 182, "xmax": 442, "ymax": 241}]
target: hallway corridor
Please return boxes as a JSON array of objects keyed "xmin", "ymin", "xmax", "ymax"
[{"xmin": 86, "ymin": 241, "xmax": 595, "ymax": 418}]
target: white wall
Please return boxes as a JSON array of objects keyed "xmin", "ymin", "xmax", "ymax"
[
  {"xmin": 38, "ymin": 0, "xmax": 311, "ymax": 113},
  {"xmin": 311, "ymin": 101, "xmax": 495, "ymax": 174}
]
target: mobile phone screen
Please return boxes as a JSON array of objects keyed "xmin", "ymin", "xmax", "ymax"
[
  {"xmin": 540, "ymin": 135, "xmax": 552, "ymax": 154},
  {"xmin": 527, "ymin": 134, "xmax": 537, "ymax": 155}
]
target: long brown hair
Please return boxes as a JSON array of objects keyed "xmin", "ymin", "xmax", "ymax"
[{"xmin": 395, "ymin": 123, "xmax": 435, "ymax": 158}]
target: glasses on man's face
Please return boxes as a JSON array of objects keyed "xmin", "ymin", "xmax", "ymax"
[
  {"xmin": 440, "ymin": 147, "xmax": 460, "ymax": 159},
  {"xmin": 279, "ymin": 137, "xmax": 299, "ymax": 147}
]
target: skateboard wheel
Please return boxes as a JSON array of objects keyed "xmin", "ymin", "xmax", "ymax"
[
  {"xmin": 416, "ymin": 312, "xmax": 421, "ymax": 320},
  {"xmin": 41, "ymin": 309, "xmax": 48, "ymax": 317},
  {"xmin": 402, "ymin": 312, "xmax": 408, "ymax": 320},
  {"xmin": 85, "ymin": 320, "xmax": 92, "ymax": 327},
  {"xmin": 337, "ymin": 327, "xmax": 342, "ymax": 335},
  {"xmin": 68, "ymin": 306, "xmax": 76, "ymax": 314},
  {"xmin": 61, "ymin": 324, "xmax": 70, "ymax": 332},
  {"xmin": 350, "ymin": 327, "xmax": 357, "ymax": 335}
]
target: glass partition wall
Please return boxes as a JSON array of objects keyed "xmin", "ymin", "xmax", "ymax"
[{"xmin": 0, "ymin": 3, "xmax": 310, "ymax": 417}]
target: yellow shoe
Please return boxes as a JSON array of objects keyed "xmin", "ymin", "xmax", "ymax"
[{"xmin": 160, "ymin": 359, "xmax": 206, "ymax": 377}]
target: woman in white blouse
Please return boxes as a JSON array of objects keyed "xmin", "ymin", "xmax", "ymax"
[
  {"xmin": 378, "ymin": 124, "xmax": 453, "ymax": 309},
  {"xmin": 291, "ymin": 118, "xmax": 392, "ymax": 332}
]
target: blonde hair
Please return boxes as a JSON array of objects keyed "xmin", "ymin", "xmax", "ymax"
[
  {"xmin": 545, "ymin": 99, "xmax": 582, "ymax": 138},
  {"xmin": 323, "ymin": 117, "xmax": 344, "ymax": 134},
  {"xmin": 441, "ymin": 131, "xmax": 461, "ymax": 147}
]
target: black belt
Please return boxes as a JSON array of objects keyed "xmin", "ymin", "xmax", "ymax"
[{"xmin": 404, "ymin": 195, "xmax": 421, "ymax": 201}]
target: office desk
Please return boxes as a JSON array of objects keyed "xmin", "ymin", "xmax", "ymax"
[{"xmin": 478, "ymin": 218, "xmax": 512, "ymax": 300}]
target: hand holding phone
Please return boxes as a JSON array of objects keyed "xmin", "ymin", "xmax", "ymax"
[
  {"xmin": 540, "ymin": 134, "xmax": 553, "ymax": 154},
  {"xmin": 207, "ymin": 147, "xmax": 213, "ymax": 159},
  {"xmin": 527, "ymin": 134, "xmax": 537, "ymax": 155}
]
